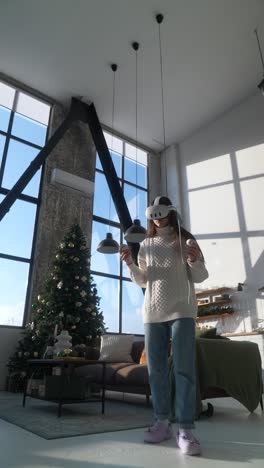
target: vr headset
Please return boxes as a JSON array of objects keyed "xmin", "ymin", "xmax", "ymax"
[{"xmin": 145, "ymin": 196, "xmax": 178, "ymax": 220}]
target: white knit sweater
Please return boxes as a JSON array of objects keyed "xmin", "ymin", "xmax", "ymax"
[{"xmin": 128, "ymin": 225, "xmax": 209, "ymax": 323}]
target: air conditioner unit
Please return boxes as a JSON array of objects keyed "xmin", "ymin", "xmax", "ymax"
[{"xmin": 51, "ymin": 168, "xmax": 94, "ymax": 196}]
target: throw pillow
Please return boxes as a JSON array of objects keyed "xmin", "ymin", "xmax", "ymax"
[
  {"xmin": 99, "ymin": 334, "xmax": 134, "ymax": 362},
  {"xmin": 196, "ymin": 327, "xmax": 217, "ymax": 339},
  {"xmin": 139, "ymin": 347, "xmax": 147, "ymax": 365}
]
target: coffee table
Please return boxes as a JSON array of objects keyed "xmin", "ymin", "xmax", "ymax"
[{"xmin": 22, "ymin": 358, "xmax": 106, "ymax": 417}]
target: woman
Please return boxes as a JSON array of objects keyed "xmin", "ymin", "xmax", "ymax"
[{"xmin": 120, "ymin": 196, "xmax": 208, "ymax": 456}]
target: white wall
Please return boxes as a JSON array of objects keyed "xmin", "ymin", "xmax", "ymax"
[
  {"xmin": 0, "ymin": 328, "xmax": 22, "ymax": 390},
  {"xmin": 148, "ymin": 151, "xmax": 161, "ymax": 203},
  {"xmin": 177, "ymin": 92, "xmax": 264, "ymax": 334}
]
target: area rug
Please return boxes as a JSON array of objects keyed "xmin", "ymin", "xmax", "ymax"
[{"xmin": 0, "ymin": 392, "xmax": 152, "ymax": 440}]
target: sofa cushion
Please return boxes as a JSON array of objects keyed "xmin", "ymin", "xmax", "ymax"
[
  {"xmin": 139, "ymin": 348, "xmax": 147, "ymax": 365},
  {"xmin": 131, "ymin": 340, "xmax": 145, "ymax": 363},
  {"xmin": 115, "ymin": 364, "xmax": 149, "ymax": 386},
  {"xmin": 99, "ymin": 334, "xmax": 134, "ymax": 362}
]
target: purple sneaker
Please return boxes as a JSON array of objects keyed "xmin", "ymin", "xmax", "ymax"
[
  {"xmin": 176, "ymin": 431, "xmax": 201, "ymax": 456},
  {"xmin": 144, "ymin": 421, "xmax": 173, "ymax": 444}
]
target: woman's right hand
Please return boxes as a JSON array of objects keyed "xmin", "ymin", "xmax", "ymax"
[{"xmin": 119, "ymin": 245, "xmax": 133, "ymax": 265}]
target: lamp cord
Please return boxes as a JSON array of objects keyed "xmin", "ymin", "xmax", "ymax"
[
  {"xmin": 132, "ymin": 42, "xmax": 140, "ymax": 220},
  {"xmin": 111, "ymin": 68, "xmax": 116, "ymax": 153},
  {"xmin": 157, "ymin": 16, "xmax": 168, "ymax": 196},
  {"xmin": 135, "ymin": 45, "xmax": 138, "ymax": 218},
  {"xmin": 158, "ymin": 23, "xmax": 166, "ymax": 150},
  {"xmin": 255, "ymin": 29, "xmax": 264, "ymax": 74},
  {"xmin": 109, "ymin": 64, "xmax": 117, "ymax": 231}
]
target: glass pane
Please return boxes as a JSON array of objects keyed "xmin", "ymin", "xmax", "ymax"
[
  {"xmin": 124, "ymin": 157, "xmax": 147, "ymax": 188},
  {"xmin": 240, "ymin": 177, "xmax": 264, "ymax": 231},
  {"xmin": 91, "ymin": 221, "xmax": 120, "ymax": 276},
  {"xmin": 125, "ymin": 142, "xmax": 147, "ymax": 165},
  {"xmin": 111, "ymin": 151, "xmax": 122, "ymax": 178},
  {"xmin": 0, "ymin": 196, "xmax": 36, "ymax": 258},
  {"xmin": 0, "ymin": 82, "xmax": 15, "ymax": 109},
  {"xmin": 122, "ymin": 281, "xmax": 144, "ymax": 334},
  {"xmin": 0, "ymin": 105, "xmax": 11, "ymax": 132},
  {"xmin": 186, "ymin": 154, "xmax": 232, "ymax": 189},
  {"xmin": 122, "ymin": 262, "xmax": 133, "ymax": 279},
  {"xmin": 124, "ymin": 184, "xmax": 147, "ymax": 228},
  {"xmin": 96, "ymin": 151, "xmax": 122, "ymax": 178},
  {"xmin": 0, "ymin": 134, "xmax": 6, "ymax": 167},
  {"xmin": 93, "ymin": 171, "xmax": 119, "ymax": 222},
  {"xmin": 0, "ymin": 258, "xmax": 29, "ymax": 326},
  {"xmin": 2, "ymin": 138, "xmax": 41, "ymax": 197},
  {"xmin": 120, "ymin": 233, "xmax": 134, "ymax": 279},
  {"xmin": 96, "ymin": 153, "xmax": 102, "ymax": 170},
  {"xmin": 189, "ymin": 185, "xmax": 239, "ymax": 234},
  {"xmin": 16, "ymin": 92, "xmax": 50, "ymax": 125},
  {"xmin": 22, "ymin": 168, "xmax": 41, "ymax": 198},
  {"xmin": 104, "ymin": 131, "xmax": 123, "ymax": 154},
  {"xmin": 12, "ymin": 113, "xmax": 47, "ymax": 146},
  {"xmin": 93, "ymin": 274, "xmax": 119, "ymax": 332}
]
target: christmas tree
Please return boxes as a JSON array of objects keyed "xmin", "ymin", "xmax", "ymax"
[{"xmin": 7, "ymin": 224, "xmax": 106, "ymax": 383}]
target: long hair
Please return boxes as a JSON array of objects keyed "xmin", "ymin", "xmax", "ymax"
[{"xmin": 147, "ymin": 196, "xmax": 204, "ymax": 260}]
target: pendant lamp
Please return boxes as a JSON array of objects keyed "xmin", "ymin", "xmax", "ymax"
[
  {"xmin": 97, "ymin": 64, "xmax": 119, "ymax": 254},
  {"xmin": 124, "ymin": 42, "xmax": 147, "ymax": 243},
  {"xmin": 97, "ymin": 232, "xmax": 119, "ymax": 254},
  {"xmin": 156, "ymin": 13, "xmax": 168, "ymax": 196}
]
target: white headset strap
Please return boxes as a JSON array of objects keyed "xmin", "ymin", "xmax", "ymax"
[{"xmin": 153, "ymin": 196, "xmax": 163, "ymax": 206}]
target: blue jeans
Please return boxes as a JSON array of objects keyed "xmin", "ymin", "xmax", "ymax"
[{"xmin": 144, "ymin": 318, "xmax": 196, "ymax": 429}]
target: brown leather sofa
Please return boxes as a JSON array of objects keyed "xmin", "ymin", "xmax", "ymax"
[{"xmin": 76, "ymin": 340, "xmax": 151, "ymax": 403}]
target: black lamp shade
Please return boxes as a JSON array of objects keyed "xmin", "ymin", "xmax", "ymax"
[
  {"xmin": 124, "ymin": 219, "xmax": 146, "ymax": 243},
  {"xmin": 97, "ymin": 233, "xmax": 119, "ymax": 254},
  {"xmin": 258, "ymin": 77, "xmax": 264, "ymax": 96}
]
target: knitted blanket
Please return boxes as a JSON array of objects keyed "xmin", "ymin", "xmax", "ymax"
[{"xmin": 168, "ymin": 337, "xmax": 263, "ymax": 420}]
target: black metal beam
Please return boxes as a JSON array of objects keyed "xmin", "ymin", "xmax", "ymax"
[
  {"xmin": 0, "ymin": 97, "xmax": 139, "ymax": 260},
  {"xmin": 83, "ymin": 101, "xmax": 140, "ymax": 261},
  {"xmin": 85, "ymin": 102, "xmax": 132, "ymax": 231}
]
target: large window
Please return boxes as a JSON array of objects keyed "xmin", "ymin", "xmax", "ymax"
[
  {"xmin": 91, "ymin": 131, "xmax": 148, "ymax": 334},
  {"xmin": 0, "ymin": 81, "xmax": 51, "ymax": 326}
]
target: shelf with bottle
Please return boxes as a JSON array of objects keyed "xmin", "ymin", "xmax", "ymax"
[
  {"xmin": 198, "ymin": 299, "xmax": 231, "ymax": 307},
  {"xmin": 196, "ymin": 287, "xmax": 234, "ymax": 320},
  {"xmin": 196, "ymin": 312, "xmax": 234, "ymax": 322},
  {"xmin": 196, "ymin": 287, "xmax": 233, "ymax": 298},
  {"xmin": 197, "ymin": 304, "xmax": 234, "ymax": 319}
]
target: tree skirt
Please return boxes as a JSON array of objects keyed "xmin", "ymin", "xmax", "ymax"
[{"xmin": 0, "ymin": 392, "xmax": 152, "ymax": 440}]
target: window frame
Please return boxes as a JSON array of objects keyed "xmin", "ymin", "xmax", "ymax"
[
  {"xmin": 0, "ymin": 82, "xmax": 51, "ymax": 328},
  {"xmin": 91, "ymin": 131, "xmax": 149, "ymax": 335}
]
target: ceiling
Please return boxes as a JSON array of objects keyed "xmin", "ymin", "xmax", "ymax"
[{"xmin": 1, "ymin": 0, "xmax": 264, "ymax": 151}]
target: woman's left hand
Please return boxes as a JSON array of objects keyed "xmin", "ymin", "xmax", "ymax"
[{"xmin": 186, "ymin": 240, "xmax": 200, "ymax": 263}]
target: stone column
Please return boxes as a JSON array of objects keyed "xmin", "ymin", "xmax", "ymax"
[{"xmin": 29, "ymin": 104, "xmax": 96, "ymax": 312}]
